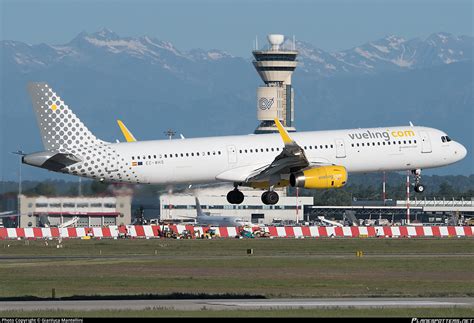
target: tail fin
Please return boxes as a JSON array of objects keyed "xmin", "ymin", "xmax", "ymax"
[
  {"xmin": 27, "ymin": 82, "xmax": 106, "ymax": 151},
  {"xmin": 195, "ymin": 197, "xmax": 204, "ymax": 217}
]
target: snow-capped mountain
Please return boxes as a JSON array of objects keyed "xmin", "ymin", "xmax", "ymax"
[
  {"xmin": 3, "ymin": 29, "xmax": 472, "ymax": 77},
  {"xmin": 289, "ymin": 32, "xmax": 473, "ymax": 77}
]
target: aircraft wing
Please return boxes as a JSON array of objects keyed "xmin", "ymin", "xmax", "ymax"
[
  {"xmin": 0, "ymin": 211, "xmax": 18, "ymax": 218},
  {"xmin": 117, "ymin": 120, "xmax": 137, "ymax": 142},
  {"xmin": 216, "ymin": 118, "xmax": 326, "ymax": 184}
]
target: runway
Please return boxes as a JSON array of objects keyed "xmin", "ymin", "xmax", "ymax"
[{"xmin": 0, "ymin": 298, "xmax": 473, "ymax": 311}]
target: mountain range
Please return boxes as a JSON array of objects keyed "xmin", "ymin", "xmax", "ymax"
[{"xmin": 1, "ymin": 29, "xmax": 472, "ymax": 180}]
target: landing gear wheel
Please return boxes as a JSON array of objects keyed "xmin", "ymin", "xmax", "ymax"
[
  {"xmin": 414, "ymin": 184, "xmax": 425, "ymax": 193},
  {"xmin": 261, "ymin": 191, "xmax": 279, "ymax": 205},
  {"xmin": 411, "ymin": 169, "xmax": 424, "ymax": 194},
  {"xmin": 227, "ymin": 189, "xmax": 244, "ymax": 204}
]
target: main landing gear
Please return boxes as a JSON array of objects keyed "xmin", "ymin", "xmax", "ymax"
[
  {"xmin": 412, "ymin": 169, "xmax": 425, "ymax": 193},
  {"xmin": 261, "ymin": 190, "xmax": 279, "ymax": 205},
  {"xmin": 227, "ymin": 186, "xmax": 244, "ymax": 204},
  {"xmin": 226, "ymin": 185, "xmax": 280, "ymax": 205}
]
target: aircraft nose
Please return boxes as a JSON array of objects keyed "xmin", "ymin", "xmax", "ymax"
[{"xmin": 455, "ymin": 143, "xmax": 467, "ymax": 161}]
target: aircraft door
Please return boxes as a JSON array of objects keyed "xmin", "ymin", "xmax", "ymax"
[
  {"xmin": 335, "ymin": 139, "xmax": 346, "ymax": 158},
  {"xmin": 227, "ymin": 145, "xmax": 237, "ymax": 164},
  {"xmin": 419, "ymin": 131, "xmax": 432, "ymax": 153}
]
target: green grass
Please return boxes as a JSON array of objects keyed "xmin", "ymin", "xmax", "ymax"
[
  {"xmin": 1, "ymin": 307, "xmax": 474, "ymax": 317},
  {"xmin": 1, "ymin": 237, "xmax": 473, "ymax": 257},
  {"xmin": 0, "ymin": 238, "xmax": 472, "ymax": 299}
]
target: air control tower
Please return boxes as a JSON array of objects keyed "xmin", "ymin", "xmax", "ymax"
[{"xmin": 253, "ymin": 34, "xmax": 298, "ymax": 134}]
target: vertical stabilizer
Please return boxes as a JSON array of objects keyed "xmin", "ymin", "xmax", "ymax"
[{"xmin": 27, "ymin": 82, "xmax": 106, "ymax": 151}]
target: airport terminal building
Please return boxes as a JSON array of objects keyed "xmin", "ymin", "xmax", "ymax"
[
  {"xmin": 159, "ymin": 187, "xmax": 313, "ymax": 225},
  {"xmin": 19, "ymin": 195, "xmax": 132, "ymax": 228}
]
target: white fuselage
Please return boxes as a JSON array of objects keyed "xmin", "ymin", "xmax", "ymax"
[{"xmin": 99, "ymin": 125, "xmax": 466, "ymax": 185}]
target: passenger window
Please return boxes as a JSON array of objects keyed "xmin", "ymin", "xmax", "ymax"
[
  {"xmin": 403, "ymin": 141, "xmax": 406, "ymax": 144},
  {"xmin": 331, "ymin": 145, "xmax": 334, "ymax": 148},
  {"xmin": 148, "ymin": 155, "xmax": 151, "ymax": 159},
  {"xmin": 186, "ymin": 153, "xmax": 189, "ymax": 157},
  {"xmin": 132, "ymin": 156, "xmax": 135, "ymax": 160},
  {"xmin": 351, "ymin": 144, "xmax": 354, "ymax": 147},
  {"xmin": 175, "ymin": 154, "xmax": 178, "ymax": 157},
  {"xmin": 361, "ymin": 143, "xmax": 364, "ymax": 147},
  {"xmin": 245, "ymin": 150, "xmax": 248, "ymax": 153},
  {"xmin": 304, "ymin": 146, "xmax": 307, "ymax": 150},
  {"xmin": 191, "ymin": 153, "xmax": 194, "ymax": 156},
  {"xmin": 414, "ymin": 140, "xmax": 417, "ymax": 144},
  {"xmin": 250, "ymin": 149, "xmax": 253, "ymax": 153},
  {"xmin": 377, "ymin": 142, "xmax": 380, "ymax": 146},
  {"xmin": 325, "ymin": 145, "xmax": 328, "ymax": 149},
  {"xmin": 356, "ymin": 143, "xmax": 359, "ymax": 147},
  {"xmin": 197, "ymin": 152, "xmax": 200, "ymax": 156},
  {"xmin": 383, "ymin": 142, "xmax": 386, "ymax": 145}
]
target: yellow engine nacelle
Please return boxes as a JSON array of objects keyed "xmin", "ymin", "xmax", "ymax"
[{"xmin": 290, "ymin": 165, "xmax": 348, "ymax": 189}]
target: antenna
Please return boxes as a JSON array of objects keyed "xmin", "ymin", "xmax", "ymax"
[
  {"xmin": 293, "ymin": 35, "xmax": 296, "ymax": 50},
  {"xmin": 255, "ymin": 35, "xmax": 258, "ymax": 50},
  {"xmin": 164, "ymin": 129, "xmax": 176, "ymax": 140}
]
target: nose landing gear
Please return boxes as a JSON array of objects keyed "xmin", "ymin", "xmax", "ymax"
[{"xmin": 412, "ymin": 169, "xmax": 425, "ymax": 193}]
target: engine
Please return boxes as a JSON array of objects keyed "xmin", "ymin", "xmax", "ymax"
[{"xmin": 290, "ymin": 165, "xmax": 348, "ymax": 189}]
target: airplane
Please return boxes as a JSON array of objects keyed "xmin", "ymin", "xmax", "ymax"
[
  {"xmin": 22, "ymin": 82, "xmax": 467, "ymax": 205},
  {"xmin": 0, "ymin": 211, "xmax": 17, "ymax": 218},
  {"xmin": 179, "ymin": 197, "xmax": 253, "ymax": 227}
]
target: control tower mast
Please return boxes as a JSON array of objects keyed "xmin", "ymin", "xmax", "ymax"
[{"xmin": 253, "ymin": 34, "xmax": 298, "ymax": 134}]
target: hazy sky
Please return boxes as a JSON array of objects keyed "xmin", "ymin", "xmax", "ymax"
[{"xmin": 1, "ymin": 0, "xmax": 472, "ymax": 56}]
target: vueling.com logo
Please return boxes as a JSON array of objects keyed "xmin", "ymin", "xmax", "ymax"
[{"xmin": 348, "ymin": 129, "xmax": 415, "ymax": 142}]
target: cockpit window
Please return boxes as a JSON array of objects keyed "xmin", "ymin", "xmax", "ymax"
[{"xmin": 441, "ymin": 136, "xmax": 452, "ymax": 143}]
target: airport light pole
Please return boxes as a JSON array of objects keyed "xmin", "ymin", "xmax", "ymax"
[
  {"xmin": 406, "ymin": 170, "xmax": 410, "ymax": 224},
  {"xmin": 14, "ymin": 150, "xmax": 24, "ymax": 228},
  {"xmin": 296, "ymin": 187, "xmax": 299, "ymax": 224},
  {"xmin": 382, "ymin": 171, "xmax": 386, "ymax": 206}
]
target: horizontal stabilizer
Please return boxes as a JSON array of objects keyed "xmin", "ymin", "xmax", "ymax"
[{"xmin": 23, "ymin": 151, "xmax": 82, "ymax": 171}]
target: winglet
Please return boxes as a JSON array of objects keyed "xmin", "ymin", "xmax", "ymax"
[
  {"xmin": 274, "ymin": 118, "xmax": 293, "ymax": 145},
  {"xmin": 117, "ymin": 120, "xmax": 137, "ymax": 142}
]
